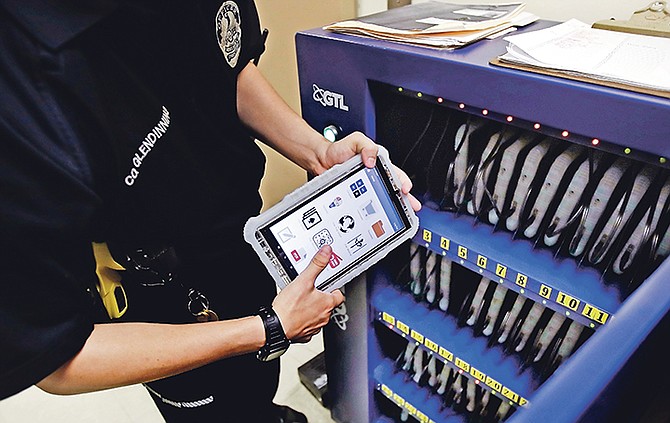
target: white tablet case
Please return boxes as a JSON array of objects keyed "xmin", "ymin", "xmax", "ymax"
[{"xmin": 244, "ymin": 145, "xmax": 419, "ymax": 292}]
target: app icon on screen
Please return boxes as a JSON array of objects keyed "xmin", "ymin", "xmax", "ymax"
[
  {"xmin": 277, "ymin": 227, "xmax": 295, "ymax": 243},
  {"xmin": 361, "ymin": 201, "xmax": 377, "ymax": 218},
  {"xmin": 372, "ymin": 220, "xmax": 385, "ymax": 238},
  {"xmin": 290, "ymin": 248, "xmax": 307, "ymax": 263},
  {"xmin": 350, "ymin": 179, "xmax": 367, "ymax": 198},
  {"xmin": 302, "ymin": 207, "xmax": 322, "ymax": 229},
  {"xmin": 338, "ymin": 215, "xmax": 355, "ymax": 233},
  {"xmin": 329, "ymin": 196, "xmax": 343, "ymax": 208},
  {"xmin": 346, "ymin": 235, "xmax": 366, "ymax": 255},
  {"xmin": 313, "ymin": 229, "xmax": 334, "ymax": 248},
  {"xmin": 328, "ymin": 251, "xmax": 343, "ymax": 269}
]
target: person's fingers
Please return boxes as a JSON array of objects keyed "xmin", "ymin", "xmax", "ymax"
[
  {"xmin": 408, "ymin": 193, "xmax": 422, "ymax": 212},
  {"xmin": 298, "ymin": 245, "xmax": 332, "ymax": 283},
  {"xmin": 360, "ymin": 145, "xmax": 379, "ymax": 168},
  {"xmin": 338, "ymin": 132, "xmax": 377, "ymax": 168},
  {"xmin": 392, "ymin": 165, "xmax": 422, "ymax": 211},
  {"xmin": 330, "ymin": 289, "xmax": 345, "ymax": 306}
]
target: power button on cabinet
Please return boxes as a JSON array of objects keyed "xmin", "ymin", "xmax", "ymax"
[{"xmin": 323, "ymin": 124, "xmax": 341, "ymax": 142}]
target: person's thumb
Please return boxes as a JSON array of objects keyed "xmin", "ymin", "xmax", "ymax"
[{"xmin": 299, "ymin": 245, "xmax": 332, "ymax": 284}]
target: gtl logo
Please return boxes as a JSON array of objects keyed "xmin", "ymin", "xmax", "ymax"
[{"xmin": 312, "ymin": 84, "xmax": 349, "ymax": 111}]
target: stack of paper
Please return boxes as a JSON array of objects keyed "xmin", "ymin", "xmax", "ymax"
[
  {"xmin": 324, "ymin": 2, "xmax": 537, "ymax": 49},
  {"xmin": 497, "ymin": 19, "xmax": 670, "ymax": 93}
]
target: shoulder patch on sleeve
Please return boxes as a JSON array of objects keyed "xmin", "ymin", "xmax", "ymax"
[{"xmin": 215, "ymin": 1, "xmax": 242, "ymax": 68}]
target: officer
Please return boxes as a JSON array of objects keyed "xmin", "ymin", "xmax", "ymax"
[{"xmin": 0, "ymin": 1, "xmax": 420, "ymax": 422}]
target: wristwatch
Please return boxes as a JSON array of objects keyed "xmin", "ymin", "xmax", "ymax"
[{"xmin": 257, "ymin": 305, "xmax": 290, "ymax": 361}]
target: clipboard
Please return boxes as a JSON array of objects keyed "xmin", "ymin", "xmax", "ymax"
[{"xmin": 490, "ymin": 57, "xmax": 670, "ymax": 100}]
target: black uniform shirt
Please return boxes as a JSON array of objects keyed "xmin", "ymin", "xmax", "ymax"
[{"xmin": 0, "ymin": 0, "xmax": 266, "ymax": 399}]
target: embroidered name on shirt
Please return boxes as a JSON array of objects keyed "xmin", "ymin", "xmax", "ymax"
[{"xmin": 125, "ymin": 106, "xmax": 170, "ymax": 186}]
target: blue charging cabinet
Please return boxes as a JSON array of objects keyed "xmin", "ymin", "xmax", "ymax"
[{"xmin": 296, "ymin": 19, "xmax": 670, "ymax": 423}]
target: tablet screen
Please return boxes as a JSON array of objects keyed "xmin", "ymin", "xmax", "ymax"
[{"xmin": 259, "ymin": 161, "xmax": 411, "ymax": 290}]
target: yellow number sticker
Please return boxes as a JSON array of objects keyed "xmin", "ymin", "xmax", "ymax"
[
  {"xmin": 440, "ymin": 237, "xmax": 450, "ymax": 250},
  {"xmin": 416, "ymin": 410, "xmax": 429, "ymax": 423},
  {"xmin": 539, "ymin": 284, "xmax": 552, "ymax": 299},
  {"xmin": 515, "ymin": 273, "xmax": 528, "ymax": 287},
  {"xmin": 495, "ymin": 263, "xmax": 507, "ymax": 278},
  {"xmin": 424, "ymin": 338, "xmax": 438, "ymax": 353},
  {"xmin": 485, "ymin": 375, "xmax": 502, "ymax": 392},
  {"xmin": 458, "ymin": 246, "xmax": 468, "ymax": 259},
  {"xmin": 423, "ymin": 229, "xmax": 432, "ymax": 243},
  {"xmin": 519, "ymin": 397, "xmax": 529, "ymax": 407},
  {"xmin": 502, "ymin": 387, "xmax": 520, "ymax": 403},
  {"xmin": 397, "ymin": 321, "xmax": 409, "ymax": 335},
  {"xmin": 393, "ymin": 393, "xmax": 405, "ymax": 407},
  {"xmin": 381, "ymin": 384, "xmax": 392, "ymax": 397},
  {"xmin": 557, "ymin": 291, "xmax": 580, "ymax": 311},
  {"xmin": 455, "ymin": 357, "xmax": 470, "ymax": 372},
  {"xmin": 477, "ymin": 255, "xmax": 488, "ymax": 269},
  {"xmin": 470, "ymin": 366, "xmax": 485, "ymax": 382},
  {"xmin": 382, "ymin": 312, "xmax": 395, "ymax": 325},
  {"xmin": 410, "ymin": 329, "xmax": 424, "ymax": 344},
  {"xmin": 438, "ymin": 346, "xmax": 454, "ymax": 362},
  {"xmin": 582, "ymin": 304, "xmax": 609, "ymax": 324},
  {"xmin": 404, "ymin": 402, "xmax": 417, "ymax": 415}
]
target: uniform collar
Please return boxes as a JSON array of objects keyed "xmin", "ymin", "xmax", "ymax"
[{"xmin": 0, "ymin": 0, "xmax": 118, "ymax": 50}]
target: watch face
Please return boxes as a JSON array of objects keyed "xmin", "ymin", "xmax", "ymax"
[{"xmin": 258, "ymin": 346, "xmax": 288, "ymax": 362}]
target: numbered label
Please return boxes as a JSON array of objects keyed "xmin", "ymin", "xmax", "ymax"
[
  {"xmin": 455, "ymin": 357, "xmax": 470, "ymax": 372},
  {"xmin": 515, "ymin": 273, "xmax": 528, "ymax": 287},
  {"xmin": 495, "ymin": 263, "xmax": 507, "ymax": 278},
  {"xmin": 404, "ymin": 402, "xmax": 417, "ymax": 415},
  {"xmin": 424, "ymin": 338, "xmax": 438, "ymax": 353},
  {"xmin": 410, "ymin": 329, "xmax": 424, "ymax": 343},
  {"xmin": 416, "ymin": 410, "xmax": 429, "ymax": 423},
  {"xmin": 557, "ymin": 291, "xmax": 580, "ymax": 311},
  {"xmin": 397, "ymin": 321, "xmax": 409, "ymax": 335},
  {"xmin": 485, "ymin": 376, "xmax": 502, "ymax": 392},
  {"xmin": 582, "ymin": 304, "xmax": 609, "ymax": 324},
  {"xmin": 501, "ymin": 387, "xmax": 520, "ymax": 403},
  {"xmin": 440, "ymin": 237, "xmax": 450, "ymax": 250},
  {"xmin": 382, "ymin": 312, "xmax": 395, "ymax": 325},
  {"xmin": 438, "ymin": 346, "xmax": 454, "ymax": 362},
  {"xmin": 539, "ymin": 284, "xmax": 552, "ymax": 299},
  {"xmin": 477, "ymin": 255, "xmax": 488, "ymax": 269},
  {"xmin": 423, "ymin": 229, "xmax": 432, "ymax": 243},
  {"xmin": 470, "ymin": 366, "xmax": 486, "ymax": 382},
  {"xmin": 458, "ymin": 246, "xmax": 468, "ymax": 259}
]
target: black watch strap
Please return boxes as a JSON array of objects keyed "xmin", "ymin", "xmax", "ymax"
[{"xmin": 257, "ymin": 305, "xmax": 290, "ymax": 362}]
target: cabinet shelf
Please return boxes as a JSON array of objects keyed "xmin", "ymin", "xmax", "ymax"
[{"xmin": 414, "ymin": 207, "xmax": 620, "ymax": 328}]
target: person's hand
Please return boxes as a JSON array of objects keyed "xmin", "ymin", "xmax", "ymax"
[
  {"xmin": 317, "ymin": 131, "xmax": 422, "ymax": 212},
  {"xmin": 271, "ymin": 245, "xmax": 344, "ymax": 343},
  {"xmin": 316, "ymin": 131, "xmax": 379, "ymax": 173}
]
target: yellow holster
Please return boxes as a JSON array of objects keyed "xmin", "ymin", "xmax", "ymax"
[{"xmin": 92, "ymin": 242, "xmax": 128, "ymax": 319}]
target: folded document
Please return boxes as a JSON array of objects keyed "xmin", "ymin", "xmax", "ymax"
[{"xmin": 498, "ymin": 19, "xmax": 670, "ymax": 92}]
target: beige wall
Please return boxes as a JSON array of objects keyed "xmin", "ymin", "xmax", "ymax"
[{"xmin": 255, "ymin": 0, "xmax": 356, "ymax": 211}]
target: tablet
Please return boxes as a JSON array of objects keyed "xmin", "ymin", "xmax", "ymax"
[{"xmin": 244, "ymin": 145, "xmax": 419, "ymax": 292}]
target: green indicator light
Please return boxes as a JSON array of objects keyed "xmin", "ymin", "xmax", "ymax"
[
  {"xmin": 322, "ymin": 124, "xmax": 340, "ymax": 143},
  {"xmin": 661, "ymin": 157, "xmax": 667, "ymax": 164},
  {"xmin": 398, "ymin": 87, "xmax": 403, "ymax": 92},
  {"xmin": 624, "ymin": 147, "xmax": 631, "ymax": 154},
  {"xmin": 417, "ymin": 92, "xmax": 423, "ymax": 98}
]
